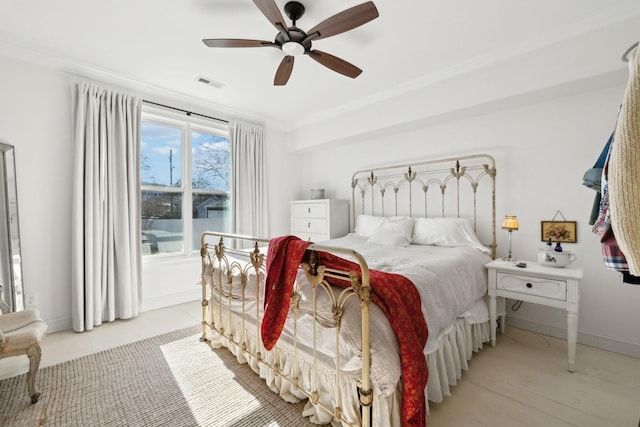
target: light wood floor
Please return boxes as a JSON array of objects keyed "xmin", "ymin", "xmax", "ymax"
[
  {"xmin": 427, "ymin": 327, "xmax": 640, "ymax": 427},
  {"xmin": 2, "ymin": 301, "xmax": 639, "ymax": 426}
]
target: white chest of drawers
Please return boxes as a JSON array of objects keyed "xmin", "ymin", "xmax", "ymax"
[{"xmin": 290, "ymin": 199, "xmax": 349, "ymax": 242}]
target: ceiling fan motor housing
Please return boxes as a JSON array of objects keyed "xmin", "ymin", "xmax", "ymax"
[
  {"xmin": 276, "ymin": 27, "xmax": 310, "ymax": 54},
  {"xmin": 279, "ymin": 1, "xmax": 308, "ymax": 55}
]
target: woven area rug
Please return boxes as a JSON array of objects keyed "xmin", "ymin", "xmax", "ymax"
[{"xmin": 0, "ymin": 325, "xmax": 315, "ymax": 426}]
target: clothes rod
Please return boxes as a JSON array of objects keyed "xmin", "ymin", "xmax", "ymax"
[
  {"xmin": 622, "ymin": 41, "xmax": 639, "ymax": 62},
  {"xmin": 142, "ymin": 100, "xmax": 229, "ymax": 124}
]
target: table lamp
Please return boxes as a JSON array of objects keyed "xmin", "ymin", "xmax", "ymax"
[{"xmin": 502, "ymin": 215, "xmax": 519, "ymax": 261}]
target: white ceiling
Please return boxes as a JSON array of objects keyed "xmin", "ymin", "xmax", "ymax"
[{"xmin": 1, "ymin": 0, "xmax": 639, "ymax": 131}]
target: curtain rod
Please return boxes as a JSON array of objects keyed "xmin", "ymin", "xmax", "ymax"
[{"xmin": 142, "ymin": 100, "xmax": 229, "ymax": 124}]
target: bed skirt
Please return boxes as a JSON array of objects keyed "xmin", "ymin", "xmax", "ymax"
[{"xmin": 204, "ymin": 308, "xmax": 490, "ymax": 426}]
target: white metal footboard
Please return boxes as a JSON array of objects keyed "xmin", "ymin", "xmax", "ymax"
[{"xmin": 200, "ymin": 231, "xmax": 373, "ymax": 427}]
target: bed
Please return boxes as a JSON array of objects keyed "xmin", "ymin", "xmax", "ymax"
[{"xmin": 199, "ymin": 154, "xmax": 497, "ymax": 426}]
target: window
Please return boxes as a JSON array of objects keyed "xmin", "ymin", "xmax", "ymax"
[{"xmin": 140, "ymin": 111, "xmax": 230, "ymax": 256}]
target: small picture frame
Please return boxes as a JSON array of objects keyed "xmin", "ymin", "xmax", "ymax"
[{"xmin": 541, "ymin": 221, "xmax": 577, "ymax": 243}]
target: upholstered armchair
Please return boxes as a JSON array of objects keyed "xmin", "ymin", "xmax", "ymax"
[{"xmin": 0, "ymin": 286, "xmax": 48, "ymax": 403}]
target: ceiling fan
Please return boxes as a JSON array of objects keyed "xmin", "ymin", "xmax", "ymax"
[{"xmin": 202, "ymin": 0, "xmax": 379, "ymax": 86}]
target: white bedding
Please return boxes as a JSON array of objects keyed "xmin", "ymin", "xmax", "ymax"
[
  {"xmin": 299, "ymin": 234, "xmax": 491, "ymax": 397},
  {"xmin": 321, "ymin": 234, "xmax": 491, "ymax": 355},
  {"xmin": 204, "ymin": 234, "xmax": 491, "ymax": 401}
]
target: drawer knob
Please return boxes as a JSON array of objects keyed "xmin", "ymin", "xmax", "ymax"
[
  {"xmin": 308, "ymin": 208, "xmax": 311, "ymax": 213},
  {"xmin": 308, "ymin": 222, "xmax": 311, "ymax": 228},
  {"xmin": 526, "ymin": 283, "xmax": 533, "ymax": 288}
]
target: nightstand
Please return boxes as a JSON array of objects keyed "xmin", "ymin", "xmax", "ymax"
[{"xmin": 486, "ymin": 259, "xmax": 584, "ymax": 372}]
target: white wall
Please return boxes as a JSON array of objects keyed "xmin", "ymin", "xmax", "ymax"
[
  {"xmin": 291, "ymin": 82, "xmax": 640, "ymax": 357},
  {"xmin": 0, "ymin": 54, "xmax": 74, "ymax": 332},
  {"xmin": 0, "ymin": 54, "xmax": 301, "ymax": 331}
]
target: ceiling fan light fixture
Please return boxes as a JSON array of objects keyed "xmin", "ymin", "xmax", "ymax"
[{"xmin": 281, "ymin": 41, "xmax": 305, "ymax": 56}]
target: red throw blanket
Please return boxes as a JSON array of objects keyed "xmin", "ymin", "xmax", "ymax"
[{"xmin": 262, "ymin": 235, "xmax": 428, "ymax": 427}]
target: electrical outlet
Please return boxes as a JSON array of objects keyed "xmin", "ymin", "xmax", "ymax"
[{"xmin": 25, "ymin": 293, "xmax": 38, "ymax": 307}]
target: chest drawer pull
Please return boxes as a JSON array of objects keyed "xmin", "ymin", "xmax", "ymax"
[
  {"xmin": 308, "ymin": 222, "xmax": 311, "ymax": 228},
  {"xmin": 526, "ymin": 283, "xmax": 533, "ymax": 288},
  {"xmin": 308, "ymin": 207, "xmax": 311, "ymax": 213}
]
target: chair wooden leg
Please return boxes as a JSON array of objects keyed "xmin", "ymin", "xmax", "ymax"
[{"xmin": 26, "ymin": 345, "xmax": 42, "ymax": 404}]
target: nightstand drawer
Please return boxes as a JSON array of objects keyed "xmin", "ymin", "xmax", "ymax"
[
  {"xmin": 291, "ymin": 203, "xmax": 327, "ymax": 218},
  {"xmin": 292, "ymin": 218, "xmax": 327, "ymax": 234},
  {"xmin": 497, "ymin": 272, "xmax": 566, "ymax": 301}
]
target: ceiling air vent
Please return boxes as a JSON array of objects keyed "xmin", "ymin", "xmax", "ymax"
[{"xmin": 196, "ymin": 76, "xmax": 224, "ymax": 89}]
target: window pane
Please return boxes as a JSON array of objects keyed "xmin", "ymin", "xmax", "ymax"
[
  {"xmin": 191, "ymin": 131, "xmax": 230, "ymax": 191},
  {"xmin": 141, "ymin": 121, "xmax": 182, "ymax": 187},
  {"xmin": 193, "ymin": 193, "xmax": 230, "ymax": 250},
  {"xmin": 191, "ymin": 130, "xmax": 231, "ymax": 250},
  {"xmin": 141, "ymin": 191, "xmax": 183, "ymax": 255}
]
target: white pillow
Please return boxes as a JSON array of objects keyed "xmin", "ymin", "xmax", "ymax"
[
  {"xmin": 367, "ymin": 229, "xmax": 409, "ymax": 246},
  {"xmin": 355, "ymin": 214, "xmax": 385, "ymax": 238},
  {"xmin": 367, "ymin": 216, "xmax": 415, "ymax": 246},
  {"xmin": 412, "ymin": 217, "xmax": 490, "ymax": 253}
]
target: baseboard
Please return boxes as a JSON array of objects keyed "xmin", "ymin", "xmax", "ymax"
[
  {"xmin": 140, "ymin": 289, "xmax": 201, "ymax": 312},
  {"xmin": 506, "ymin": 317, "xmax": 640, "ymax": 359},
  {"xmin": 44, "ymin": 289, "xmax": 201, "ymax": 334},
  {"xmin": 46, "ymin": 316, "xmax": 73, "ymax": 334}
]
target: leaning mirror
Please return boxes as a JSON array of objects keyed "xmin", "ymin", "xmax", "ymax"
[{"xmin": 0, "ymin": 142, "xmax": 23, "ymax": 312}]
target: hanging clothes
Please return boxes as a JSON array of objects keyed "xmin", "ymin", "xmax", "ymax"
[
  {"xmin": 592, "ymin": 44, "xmax": 640, "ymax": 285},
  {"xmin": 582, "ymin": 130, "xmax": 613, "ymax": 224},
  {"xmin": 593, "ymin": 155, "xmax": 640, "ymax": 284},
  {"xmin": 609, "ymin": 45, "xmax": 640, "ymax": 276},
  {"xmin": 592, "ymin": 133, "xmax": 613, "ymax": 237}
]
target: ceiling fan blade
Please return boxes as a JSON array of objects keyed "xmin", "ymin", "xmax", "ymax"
[
  {"xmin": 203, "ymin": 39, "xmax": 274, "ymax": 48},
  {"xmin": 308, "ymin": 50, "xmax": 362, "ymax": 79},
  {"xmin": 305, "ymin": 1, "xmax": 379, "ymax": 42},
  {"xmin": 252, "ymin": 0, "xmax": 290, "ymax": 41},
  {"xmin": 274, "ymin": 56, "xmax": 295, "ymax": 86}
]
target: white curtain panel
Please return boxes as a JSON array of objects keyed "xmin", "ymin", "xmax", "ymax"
[
  {"xmin": 230, "ymin": 120, "xmax": 269, "ymax": 242},
  {"xmin": 71, "ymin": 82, "xmax": 142, "ymax": 332}
]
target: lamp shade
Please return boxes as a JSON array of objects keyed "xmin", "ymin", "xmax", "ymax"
[{"xmin": 502, "ymin": 215, "xmax": 519, "ymax": 230}]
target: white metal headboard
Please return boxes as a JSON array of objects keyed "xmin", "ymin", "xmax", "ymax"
[{"xmin": 351, "ymin": 153, "xmax": 497, "ymax": 258}]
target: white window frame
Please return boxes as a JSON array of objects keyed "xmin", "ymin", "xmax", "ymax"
[{"xmin": 141, "ymin": 106, "xmax": 230, "ymax": 261}]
